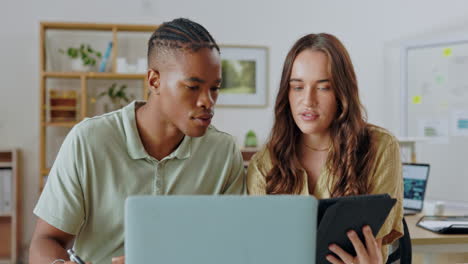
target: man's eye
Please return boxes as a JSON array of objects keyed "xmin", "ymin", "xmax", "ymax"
[
  {"xmin": 187, "ymin": 86, "xmax": 199, "ymax": 90},
  {"xmin": 211, "ymin": 87, "xmax": 220, "ymax": 91}
]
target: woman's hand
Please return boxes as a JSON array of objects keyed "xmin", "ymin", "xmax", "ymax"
[
  {"xmin": 326, "ymin": 225, "xmax": 383, "ymax": 264},
  {"xmin": 111, "ymin": 256, "xmax": 125, "ymax": 264}
]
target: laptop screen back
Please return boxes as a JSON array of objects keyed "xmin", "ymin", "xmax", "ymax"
[
  {"xmin": 403, "ymin": 163, "xmax": 430, "ymax": 211},
  {"xmin": 125, "ymin": 196, "xmax": 317, "ymax": 264}
]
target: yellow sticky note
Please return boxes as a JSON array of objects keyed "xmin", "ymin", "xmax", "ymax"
[
  {"xmin": 443, "ymin": 48, "xmax": 452, "ymax": 57},
  {"xmin": 412, "ymin": 95, "xmax": 422, "ymax": 104}
]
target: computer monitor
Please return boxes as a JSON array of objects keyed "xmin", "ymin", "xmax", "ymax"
[
  {"xmin": 403, "ymin": 163, "xmax": 430, "ymax": 215},
  {"xmin": 125, "ymin": 196, "xmax": 317, "ymax": 264}
]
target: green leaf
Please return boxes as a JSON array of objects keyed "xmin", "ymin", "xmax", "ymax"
[
  {"xmin": 96, "ymin": 52, "xmax": 102, "ymax": 58},
  {"xmin": 84, "ymin": 57, "xmax": 92, "ymax": 65},
  {"xmin": 68, "ymin": 48, "xmax": 78, "ymax": 58},
  {"xmin": 109, "ymin": 84, "xmax": 116, "ymax": 97}
]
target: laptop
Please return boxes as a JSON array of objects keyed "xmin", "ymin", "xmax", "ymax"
[
  {"xmin": 403, "ymin": 163, "xmax": 430, "ymax": 215},
  {"xmin": 125, "ymin": 196, "xmax": 317, "ymax": 264}
]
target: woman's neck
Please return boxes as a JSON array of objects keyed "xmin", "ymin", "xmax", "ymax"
[{"xmin": 301, "ymin": 132, "xmax": 331, "ymax": 151}]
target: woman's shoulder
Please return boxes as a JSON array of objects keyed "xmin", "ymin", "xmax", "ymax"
[
  {"xmin": 367, "ymin": 125, "xmax": 399, "ymax": 147},
  {"xmin": 249, "ymin": 145, "xmax": 274, "ymax": 173}
]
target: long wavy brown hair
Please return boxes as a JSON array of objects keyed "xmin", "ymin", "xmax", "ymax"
[{"xmin": 266, "ymin": 33, "xmax": 377, "ymax": 197}]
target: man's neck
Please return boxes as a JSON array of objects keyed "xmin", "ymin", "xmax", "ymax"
[{"xmin": 135, "ymin": 101, "xmax": 185, "ymax": 161}]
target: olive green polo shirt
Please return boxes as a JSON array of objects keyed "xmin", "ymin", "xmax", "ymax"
[{"xmin": 34, "ymin": 101, "xmax": 245, "ymax": 264}]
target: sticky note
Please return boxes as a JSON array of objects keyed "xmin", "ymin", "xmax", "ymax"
[
  {"xmin": 412, "ymin": 95, "xmax": 422, "ymax": 104},
  {"xmin": 443, "ymin": 48, "xmax": 452, "ymax": 57},
  {"xmin": 436, "ymin": 75, "xmax": 444, "ymax": 84}
]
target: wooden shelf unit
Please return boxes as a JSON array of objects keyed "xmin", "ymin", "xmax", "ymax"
[
  {"xmin": 0, "ymin": 150, "xmax": 20, "ymax": 264},
  {"xmin": 39, "ymin": 22, "xmax": 158, "ymax": 189}
]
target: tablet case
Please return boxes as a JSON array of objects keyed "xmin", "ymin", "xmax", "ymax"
[{"xmin": 316, "ymin": 194, "xmax": 397, "ymax": 264}]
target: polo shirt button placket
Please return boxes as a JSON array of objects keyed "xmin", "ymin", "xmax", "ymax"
[{"xmin": 155, "ymin": 161, "xmax": 164, "ymax": 195}]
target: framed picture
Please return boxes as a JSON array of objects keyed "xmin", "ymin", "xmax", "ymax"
[{"xmin": 217, "ymin": 45, "xmax": 268, "ymax": 107}]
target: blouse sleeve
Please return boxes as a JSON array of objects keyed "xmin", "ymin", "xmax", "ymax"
[
  {"xmin": 246, "ymin": 148, "xmax": 269, "ymax": 195},
  {"xmin": 370, "ymin": 132, "xmax": 404, "ymax": 245}
]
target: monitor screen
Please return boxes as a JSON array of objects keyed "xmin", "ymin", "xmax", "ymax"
[{"xmin": 403, "ymin": 163, "xmax": 430, "ymax": 210}]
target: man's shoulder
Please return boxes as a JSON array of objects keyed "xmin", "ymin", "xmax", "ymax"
[
  {"xmin": 74, "ymin": 110, "xmax": 122, "ymax": 133},
  {"xmin": 71, "ymin": 110, "xmax": 124, "ymax": 142},
  {"xmin": 190, "ymin": 125, "xmax": 238, "ymax": 153},
  {"xmin": 201, "ymin": 125, "xmax": 236, "ymax": 143}
]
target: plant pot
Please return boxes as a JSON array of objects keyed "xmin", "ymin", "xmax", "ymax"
[{"xmin": 71, "ymin": 58, "xmax": 92, "ymax": 72}]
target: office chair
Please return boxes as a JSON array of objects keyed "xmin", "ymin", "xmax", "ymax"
[{"xmin": 386, "ymin": 218, "xmax": 412, "ymax": 264}]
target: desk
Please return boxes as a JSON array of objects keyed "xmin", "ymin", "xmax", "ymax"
[{"xmin": 406, "ymin": 213, "xmax": 468, "ymax": 263}]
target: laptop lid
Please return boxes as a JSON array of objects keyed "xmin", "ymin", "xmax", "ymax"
[
  {"xmin": 403, "ymin": 163, "xmax": 430, "ymax": 212},
  {"xmin": 125, "ymin": 196, "xmax": 317, "ymax": 264}
]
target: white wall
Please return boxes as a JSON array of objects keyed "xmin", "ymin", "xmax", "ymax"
[{"xmin": 2, "ymin": 0, "xmax": 468, "ymax": 260}]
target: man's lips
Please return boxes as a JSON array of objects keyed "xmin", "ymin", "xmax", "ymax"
[{"xmin": 191, "ymin": 113, "xmax": 213, "ymax": 126}]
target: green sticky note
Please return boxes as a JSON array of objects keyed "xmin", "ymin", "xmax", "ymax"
[
  {"xmin": 412, "ymin": 95, "xmax": 422, "ymax": 104},
  {"xmin": 436, "ymin": 75, "xmax": 444, "ymax": 84},
  {"xmin": 443, "ymin": 48, "xmax": 452, "ymax": 57}
]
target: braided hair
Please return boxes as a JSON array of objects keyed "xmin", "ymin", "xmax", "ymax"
[{"xmin": 147, "ymin": 18, "xmax": 219, "ymax": 68}]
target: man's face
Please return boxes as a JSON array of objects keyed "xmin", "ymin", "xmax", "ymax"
[{"xmin": 150, "ymin": 48, "xmax": 222, "ymax": 137}]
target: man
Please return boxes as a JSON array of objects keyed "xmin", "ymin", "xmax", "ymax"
[{"xmin": 30, "ymin": 18, "xmax": 245, "ymax": 264}]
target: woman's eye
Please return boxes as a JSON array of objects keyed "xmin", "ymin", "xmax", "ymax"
[
  {"xmin": 318, "ymin": 87, "xmax": 330, "ymax": 91},
  {"xmin": 292, "ymin": 86, "xmax": 303, "ymax": 91},
  {"xmin": 187, "ymin": 86, "xmax": 199, "ymax": 90},
  {"xmin": 211, "ymin": 87, "xmax": 220, "ymax": 92}
]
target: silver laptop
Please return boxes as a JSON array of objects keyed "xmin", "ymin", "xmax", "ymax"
[
  {"xmin": 125, "ymin": 196, "xmax": 317, "ymax": 264},
  {"xmin": 403, "ymin": 163, "xmax": 430, "ymax": 215}
]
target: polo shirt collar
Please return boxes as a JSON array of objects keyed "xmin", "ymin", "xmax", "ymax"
[{"xmin": 122, "ymin": 101, "xmax": 192, "ymax": 161}]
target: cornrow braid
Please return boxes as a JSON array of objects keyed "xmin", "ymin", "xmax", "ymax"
[{"xmin": 147, "ymin": 18, "xmax": 219, "ymax": 59}]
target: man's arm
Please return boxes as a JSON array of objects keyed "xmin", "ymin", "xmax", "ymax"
[{"xmin": 29, "ymin": 218, "xmax": 76, "ymax": 264}]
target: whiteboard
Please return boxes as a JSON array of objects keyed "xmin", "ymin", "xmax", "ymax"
[{"xmin": 401, "ymin": 39, "xmax": 468, "ymax": 138}]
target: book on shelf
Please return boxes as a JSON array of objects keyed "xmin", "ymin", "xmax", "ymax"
[
  {"xmin": 0, "ymin": 168, "xmax": 13, "ymax": 214},
  {"xmin": 99, "ymin": 41, "xmax": 113, "ymax": 72}
]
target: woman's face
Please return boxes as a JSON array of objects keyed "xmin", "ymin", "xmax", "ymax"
[{"xmin": 288, "ymin": 49, "xmax": 337, "ymax": 137}]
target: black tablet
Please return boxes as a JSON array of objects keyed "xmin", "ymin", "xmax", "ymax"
[{"xmin": 316, "ymin": 194, "xmax": 397, "ymax": 264}]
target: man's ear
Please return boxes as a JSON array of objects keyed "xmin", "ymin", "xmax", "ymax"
[{"xmin": 147, "ymin": 69, "xmax": 161, "ymax": 95}]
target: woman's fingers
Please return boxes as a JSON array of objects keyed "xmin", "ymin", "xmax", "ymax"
[
  {"xmin": 347, "ymin": 230, "xmax": 368, "ymax": 258},
  {"xmin": 363, "ymin": 225, "xmax": 379, "ymax": 258},
  {"xmin": 329, "ymin": 244, "xmax": 354, "ymax": 264},
  {"xmin": 326, "ymin": 254, "xmax": 345, "ymax": 264},
  {"xmin": 376, "ymin": 238, "xmax": 383, "ymax": 251},
  {"xmin": 361, "ymin": 226, "xmax": 384, "ymax": 263}
]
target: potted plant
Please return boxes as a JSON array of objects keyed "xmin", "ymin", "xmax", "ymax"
[
  {"xmin": 59, "ymin": 44, "xmax": 102, "ymax": 72},
  {"xmin": 244, "ymin": 130, "xmax": 258, "ymax": 148},
  {"xmin": 97, "ymin": 83, "xmax": 133, "ymax": 112}
]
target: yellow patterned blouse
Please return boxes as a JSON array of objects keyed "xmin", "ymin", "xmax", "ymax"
[{"xmin": 246, "ymin": 126, "xmax": 404, "ymax": 262}]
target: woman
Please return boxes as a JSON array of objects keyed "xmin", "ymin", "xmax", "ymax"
[{"xmin": 247, "ymin": 33, "xmax": 403, "ymax": 264}]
